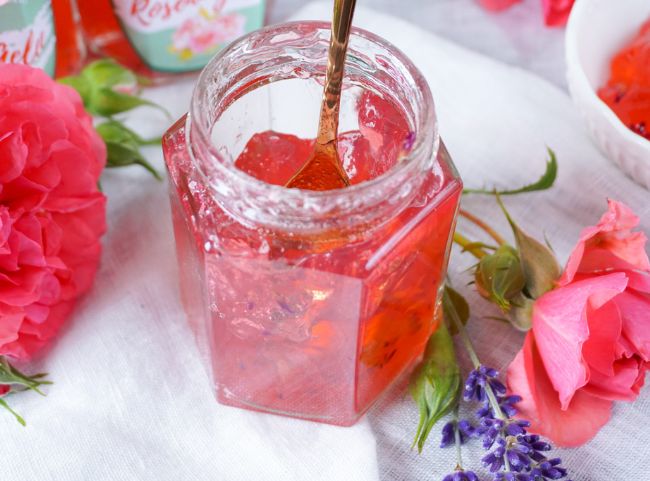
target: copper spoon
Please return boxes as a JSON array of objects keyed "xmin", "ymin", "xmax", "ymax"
[{"xmin": 285, "ymin": 0, "xmax": 357, "ymax": 191}]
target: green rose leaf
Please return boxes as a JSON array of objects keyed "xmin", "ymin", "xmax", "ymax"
[
  {"xmin": 97, "ymin": 119, "xmax": 161, "ymax": 146},
  {"xmin": 474, "ymin": 244, "xmax": 526, "ymax": 311},
  {"xmin": 0, "ymin": 357, "xmax": 52, "ymax": 426},
  {"xmin": 0, "ymin": 357, "xmax": 51, "ymax": 396},
  {"xmin": 80, "ymin": 58, "xmax": 139, "ymax": 89},
  {"xmin": 90, "ymin": 87, "xmax": 171, "ymax": 118},
  {"xmin": 507, "ymin": 294, "xmax": 535, "ymax": 331},
  {"xmin": 497, "ymin": 196, "xmax": 561, "ymax": 299},
  {"xmin": 58, "ymin": 75, "xmax": 92, "ymax": 105},
  {"xmin": 464, "ymin": 148, "xmax": 558, "ymax": 196},
  {"xmin": 410, "ymin": 320, "xmax": 461, "ymax": 453},
  {"xmin": 0, "ymin": 398, "xmax": 26, "ymax": 426},
  {"xmin": 105, "ymin": 143, "xmax": 162, "ymax": 180},
  {"xmin": 58, "ymin": 59, "xmax": 170, "ymax": 118}
]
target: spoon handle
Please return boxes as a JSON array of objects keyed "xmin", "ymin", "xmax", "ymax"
[{"xmin": 316, "ymin": 0, "xmax": 357, "ymax": 146}]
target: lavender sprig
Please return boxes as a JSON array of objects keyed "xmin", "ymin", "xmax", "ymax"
[{"xmin": 436, "ymin": 288, "xmax": 572, "ymax": 481}]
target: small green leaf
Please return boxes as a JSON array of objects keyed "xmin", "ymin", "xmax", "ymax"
[
  {"xmin": 81, "ymin": 59, "xmax": 139, "ymax": 90},
  {"xmin": 474, "ymin": 244, "xmax": 526, "ymax": 311},
  {"xmin": 410, "ymin": 321, "xmax": 461, "ymax": 453},
  {"xmin": 0, "ymin": 398, "xmax": 26, "ymax": 426},
  {"xmin": 58, "ymin": 75, "xmax": 92, "ymax": 105},
  {"xmin": 57, "ymin": 59, "xmax": 170, "ymax": 118},
  {"xmin": 507, "ymin": 294, "xmax": 535, "ymax": 331},
  {"xmin": 0, "ymin": 358, "xmax": 51, "ymax": 396},
  {"xmin": 464, "ymin": 148, "xmax": 558, "ymax": 196},
  {"xmin": 105, "ymin": 143, "xmax": 162, "ymax": 180},
  {"xmin": 443, "ymin": 285, "xmax": 469, "ymax": 336},
  {"xmin": 97, "ymin": 120, "xmax": 161, "ymax": 146},
  {"xmin": 89, "ymin": 88, "xmax": 168, "ymax": 117},
  {"xmin": 496, "ymin": 196, "xmax": 561, "ymax": 299}
]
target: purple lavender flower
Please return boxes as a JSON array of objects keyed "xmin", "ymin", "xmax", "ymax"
[
  {"xmin": 499, "ymin": 395, "xmax": 522, "ymax": 417},
  {"xmin": 529, "ymin": 458, "xmax": 568, "ymax": 480},
  {"xmin": 482, "ymin": 438, "xmax": 506, "ymax": 472},
  {"xmin": 441, "ymin": 419, "xmax": 476, "ymax": 448},
  {"xmin": 442, "ymin": 469, "xmax": 481, "ymax": 481},
  {"xmin": 477, "ymin": 418, "xmax": 505, "ymax": 449},
  {"xmin": 443, "ymin": 365, "xmax": 572, "ymax": 481},
  {"xmin": 463, "ymin": 366, "xmax": 507, "ymax": 402},
  {"xmin": 517, "ymin": 435, "xmax": 551, "ymax": 463}
]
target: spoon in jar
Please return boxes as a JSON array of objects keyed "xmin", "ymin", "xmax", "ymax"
[{"xmin": 285, "ymin": 0, "xmax": 357, "ymax": 191}]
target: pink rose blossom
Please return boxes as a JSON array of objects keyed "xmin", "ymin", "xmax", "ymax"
[
  {"xmin": 477, "ymin": 0, "xmax": 575, "ymax": 26},
  {"xmin": 0, "ymin": 64, "xmax": 106, "ymax": 360},
  {"xmin": 507, "ymin": 200, "xmax": 650, "ymax": 446},
  {"xmin": 478, "ymin": 0, "xmax": 521, "ymax": 12},
  {"xmin": 542, "ymin": 0, "xmax": 575, "ymax": 27}
]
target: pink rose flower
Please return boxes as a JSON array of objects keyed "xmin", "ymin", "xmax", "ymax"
[
  {"xmin": 507, "ymin": 200, "xmax": 650, "ymax": 446},
  {"xmin": 0, "ymin": 64, "xmax": 106, "ymax": 361},
  {"xmin": 542, "ymin": 0, "xmax": 575, "ymax": 27},
  {"xmin": 478, "ymin": 0, "xmax": 521, "ymax": 12},
  {"xmin": 477, "ymin": 0, "xmax": 575, "ymax": 26}
]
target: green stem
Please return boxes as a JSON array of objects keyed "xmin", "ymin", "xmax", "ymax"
[
  {"xmin": 453, "ymin": 232, "xmax": 487, "ymax": 260},
  {"xmin": 459, "ymin": 209, "xmax": 507, "ymax": 246},
  {"xmin": 444, "ymin": 291, "xmax": 506, "ymax": 420},
  {"xmin": 0, "ymin": 398, "xmax": 25, "ymax": 426},
  {"xmin": 453, "ymin": 405, "xmax": 463, "ymax": 471}
]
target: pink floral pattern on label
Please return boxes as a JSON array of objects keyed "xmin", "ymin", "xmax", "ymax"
[{"xmin": 170, "ymin": 1, "xmax": 245, "ymax": 59}]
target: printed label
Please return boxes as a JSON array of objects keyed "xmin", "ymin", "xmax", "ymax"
[
  {"xmin": 111, "ymin": 0, "xmax": 265, "ymax": 73},
  {"xmin": 0, "ymin": 0, "xmax": 56, "ymax": 76}
]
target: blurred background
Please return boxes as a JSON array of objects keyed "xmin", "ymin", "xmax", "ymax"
[{"xmin": 268, "ymin": 0, "xmax": 567, "ymax": 89}]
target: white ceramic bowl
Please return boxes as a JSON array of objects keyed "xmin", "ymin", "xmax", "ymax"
[{"xmin": 566, "ymin": 0, "xmax": 650, "ymax": 189}]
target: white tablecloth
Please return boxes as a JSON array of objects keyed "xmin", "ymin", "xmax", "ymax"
[{"xmin": 3, "ymin": 3, "xmax": 648, "ymax": 481}]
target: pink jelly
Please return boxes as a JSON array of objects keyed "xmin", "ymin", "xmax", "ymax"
[{"xmin": 163, "ymin": 22, "xmax": 462, "ymax": 425}]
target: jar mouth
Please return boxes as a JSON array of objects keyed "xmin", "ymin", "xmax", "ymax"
[{"xmin": 188, "ymin": 21, "xmax": 439, "ymax": 233}]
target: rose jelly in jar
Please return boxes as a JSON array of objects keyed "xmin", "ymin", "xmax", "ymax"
[
  {"xmin": 163, "ymin": 22, "xmax": 462, "ymax": 425},
  {"xmin": 77, "ymin": 0, "xmax": 265, "ymax": 81}
]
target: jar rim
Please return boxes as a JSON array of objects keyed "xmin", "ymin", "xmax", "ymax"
[{"xmin": 188, "ymin": 21, "xmax": 439, "ymax": 231}]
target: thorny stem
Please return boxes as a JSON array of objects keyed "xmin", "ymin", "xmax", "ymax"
[
  {"xmin": 453, "ymin": 232, "xmax": 487, "ymax": 260},
  {"xmin": 459, "ymin": 209, "xmax": 507, "ymax": 246}
]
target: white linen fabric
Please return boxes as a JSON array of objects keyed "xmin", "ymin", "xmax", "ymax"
[{"xmin": 2, "ymin": 3, "xmax": 648, "ymax": 480}]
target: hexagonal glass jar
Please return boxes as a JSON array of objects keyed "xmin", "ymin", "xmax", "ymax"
[{"xmin": 163, "ymin": 21, "xmax": 462, "ymax": 426}]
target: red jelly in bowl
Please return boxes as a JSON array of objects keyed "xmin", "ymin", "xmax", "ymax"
[{"xmin": 598, "ymin": 18, "xmax": 650, "ymax": 141}]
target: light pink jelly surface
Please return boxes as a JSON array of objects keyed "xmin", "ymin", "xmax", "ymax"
[{"xmin": 164, "ymin": 90, "xmax": 461, "ymax": 425}]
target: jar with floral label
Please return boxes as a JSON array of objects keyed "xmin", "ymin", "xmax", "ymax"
[
  {"xmin": 77, "ymin": 0, "xmax": 266, "ymax": 80},
  {"xmin": 0, "ymin": 0, "xmax": 85, "ymax": 77}
]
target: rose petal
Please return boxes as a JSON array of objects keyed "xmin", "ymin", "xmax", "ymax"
[
  {"xmin": 615, "ymin": 291, "xmax": 650, "ymax": 361},
  {"xmin": 478, "ymin": 0, "xmax": 521, "ymax": 12},
  {"xmin": 582, "ymin": 300, "xmax": 622, "ymax": 376},
  {"xmin": 583, "ymin": 357, "xmax": 646, "ymax": 401},
  {"xmin": 560, "ymin": 200, "xmax": 650, "ymax": 285},
  {"xmin": 507, "ymin": 333, "xmax": 612, "ymax": 447},
  {"xmin": 542, "ymin": 0, "xmax": 575, "ymax": 27},
  {"xmin": 533, "ymin": 272, "xmax": 628, "ymax": 408},
  {"xmin": 0, "ymin": 305, "xmax": 23, "ymax": 345}
]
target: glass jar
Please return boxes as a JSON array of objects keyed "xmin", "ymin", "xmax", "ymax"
[
  {"xmin": 0, "ymin": 0, "xmax": 85, "ymax": 77},
  {"xmin": 163, "ymin": 21, "xmax": 462, "ymax": 425},
  {"xmin": 77, "ymin": 0, "xmax": 266, "ymax": 81}
]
